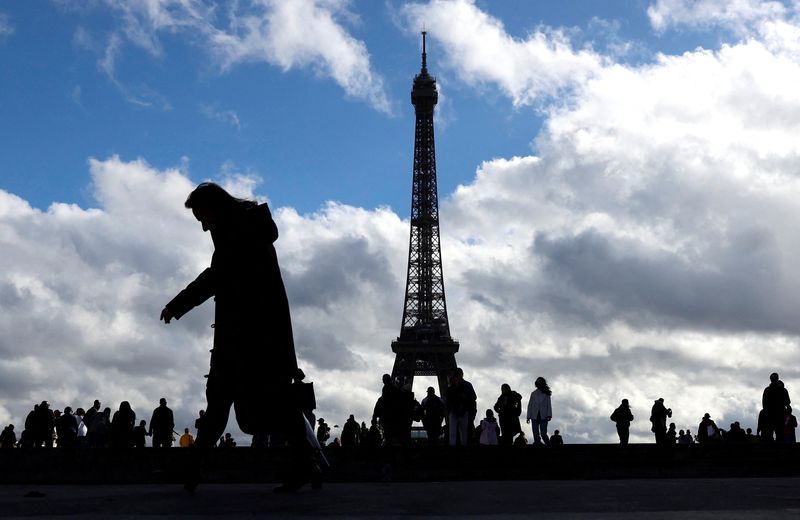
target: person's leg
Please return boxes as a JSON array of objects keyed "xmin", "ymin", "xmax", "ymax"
[
  {"xmin": 532, "ymin": 420, "xmax": 541, "ymax": 444},
  {"xmin": 539, "ymin": 419, "xmax": 550, "ymax": 445},
  {"xmin": 448, "ymin": 412, "xmax": 457, "ymax": 446},
  {"xmin": 457, "ymin": 415, "xmax": 468, "ymax": 446}
]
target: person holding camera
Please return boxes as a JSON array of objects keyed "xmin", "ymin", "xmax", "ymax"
[{"xmin": 649, "ymin": 398, "xmax": 672, "ymax": 444}]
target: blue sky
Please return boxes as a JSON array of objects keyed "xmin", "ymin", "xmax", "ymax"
[
  {"xmin": 2, "ymin": 0, "xmax": 800, "ymax": 443},
  {"xmin": 1, "ymin": 0, "xmax": 720, "ymax": 216}
]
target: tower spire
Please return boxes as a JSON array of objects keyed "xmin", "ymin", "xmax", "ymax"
[{"xmin": 421, "ymin": 31, "xmax": 428, "ymax": 74}]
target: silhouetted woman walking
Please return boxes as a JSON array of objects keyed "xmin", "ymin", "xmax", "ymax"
[
  {"xmin": 161, "ymin": 182, "xmax": 314, "ymax": 491},
  {"xmin": 526, "ymin": 377, "xmax": 552, "ymax": 445}
]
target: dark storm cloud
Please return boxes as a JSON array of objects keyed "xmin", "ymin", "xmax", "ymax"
[
  {"xmin": 532, "ymin": 228, "xmax": 800, "ymax": 335},
  {"xmin": 284, "ymin": 236, "xmax": 396, "ymax": 310}
]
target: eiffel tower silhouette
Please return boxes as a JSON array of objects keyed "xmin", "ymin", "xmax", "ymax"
[{"xmin": 390, "ymin": 32, "xmax": 459, "ymax": 397}]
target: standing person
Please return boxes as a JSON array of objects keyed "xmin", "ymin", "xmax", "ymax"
[
  {"xmin": 784, "ymin": 407, "xmax": 798, "ymax": 443},
  {"xmin": 526, "ymin": 377, "xmax": 553, "ymax": 445},
  {"xmin": 697, "ymin": 413, "xmax": 720, "ymax": 443},
  {"xmin": 316, "ymin": 418, "xmax": 331, "ymax": 446},
  {"xmin": 340, "ymin": 415, "xmax": 360, "ymax": 447},
  {"xmin": 89, "ymin": 408, "xmax": 111, "ymax": 447},
  {"xmin": 83, "ymin": 400, "xmax": 101, "ymax": 439},
  {"xmin": 35, "ymin": 401, "xmax": 55, "ymax": 448},
  {"xmin": 292, "ymin": 368, "xmax": 317, "ymax": 425},
  {"xmin": 133, "ymin": 420, "xmax": 149, "ymax": 448},
  {"xmin": 649, "ymin": 398, "xmax": 671, "ymax": 444},
  {"xmin": 762, "ymin": 373, "xmax": 791, "ymax": 442},
  {"xmin": 478, "ymin": 410, "xmax": 500, "ymax": 445},
  {"xmin": 149, "ymin": 398, "xmax": 174, "ymax": 448},
  {"xmin": 610, "ymin": 399, "xmax": 634, "ymax": 444},
  {"xmin": 55, "ymin": 407, "xmax": 78, "ymax": 448},
  {"xmin": 111, "ymin": 401, "xmax": 136, "ymax": 449},
  {"xmin": 420, "ymin": 387, "xmax": 446, "ymax": 445},
  {"xmin": 161, "ymin": 183, "xmax": 313, "ymax": 492},
  {"xmin": 180, "ymin": 428, "xmax": 195, "ymax": 447},
  {"xmin": 446, "ymin": 371, "xmax": 472, "ymax": 446},
  {"xmin": 74, "ymin": 408, "xmax": 88, "ymax": 446},
  {"xmin": 666, "ymin": 423, "xmax": 677, "ymax": 444},
  {"xmin": 493, "ymin": 384, "xmax": 522, "ymax": 445},
  {"xmin": 456, "ymin": 369, "xmax": 478, "ymax": 444},
  {"xmin": 0, "ymin": 425, "xmax": 16, "ymax": 448}
]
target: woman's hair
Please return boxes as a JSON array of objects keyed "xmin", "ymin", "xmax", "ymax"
[
  {"xmin": 535, "ymin": 377, "xmax": 551, "ymax": 396},
  {"xmin": 501, "ymin": 383, "xmax": 510, "ymax": 392},
  {"xmin": 184, "ymin": 182, "xmax": 256, "ymax": 211}
]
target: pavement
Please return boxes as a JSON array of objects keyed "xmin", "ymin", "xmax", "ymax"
[{"xmin": 2, "ymin": 478, "xmax": 800, "ymax": 519}]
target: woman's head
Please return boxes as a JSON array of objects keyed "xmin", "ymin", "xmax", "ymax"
[
  {"xmin": 501, "ymin": 383, "xmax": 510, "ymax": 394},
  {"xmin": 535, "ymin": 377, "xmax": 551, "ymax": 395}
]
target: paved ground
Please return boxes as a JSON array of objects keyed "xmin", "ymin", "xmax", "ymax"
[{"xmin": 2, "ymin": 478, "xmax": 800, "ymax": 519}]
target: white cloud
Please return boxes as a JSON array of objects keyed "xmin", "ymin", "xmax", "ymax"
[
  {"xmin": 200, "ymin": 103, "xmax": 241, "ymax": 129},
  {"xmin": 90, "ymin": 0, "xmax": 391, "ymax": 113},
  {"xmin": 401, "ymin": 0, "xmax": 606, "ymax": 106},
  {"xmin": 647, "ymin": 0, "xmax": 789, "ymax": 34},
  {"xmin": 0, "ymin": 12, "xmax": 14, "ymax": 41}
]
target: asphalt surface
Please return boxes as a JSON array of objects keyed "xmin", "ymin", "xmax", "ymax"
[{"xmin": 2, "ymin": 478, "xmax": 800, "ymax": 519}]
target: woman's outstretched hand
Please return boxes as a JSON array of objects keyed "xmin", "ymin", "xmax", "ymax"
[{"xmin": 160, "ymin": 307, "xmax": 174, "ymax": 324}]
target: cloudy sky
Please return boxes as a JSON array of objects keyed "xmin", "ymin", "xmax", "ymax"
[{"xmin": 2, "ymin": 0, "xmax": 800, "ymax": 444}]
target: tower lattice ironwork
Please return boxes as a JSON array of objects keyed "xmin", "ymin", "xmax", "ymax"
[{"xmin": 391, "ymin": 32, "xmax": 459, "ymax": 396}]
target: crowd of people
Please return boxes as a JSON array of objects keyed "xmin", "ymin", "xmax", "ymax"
[
  {"xmin": 0, "ymin": 397, "xmax": 239, "ymax": 449},
  {"xmin": 0, "ymin": 371, "xmax": 795, "ymax": 449}
]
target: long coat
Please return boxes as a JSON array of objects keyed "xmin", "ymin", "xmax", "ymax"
[{"xmin": 166, "ymin": 203, "xmax": 297, "ymax": 425}]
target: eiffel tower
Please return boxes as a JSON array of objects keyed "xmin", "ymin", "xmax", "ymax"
[{"xmin": 390, "ymin": 32, "xmax": 459, "ymax": 397}]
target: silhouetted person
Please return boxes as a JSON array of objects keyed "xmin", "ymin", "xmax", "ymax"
[
  {"xmin": 55, "ymin": 407, "xmax": 78, "ymax": 448},
  {"xmin": 222, "ymin": 432, "xmax": 236, "ymax": 447},
  {"xmin": 649, "ymin": 398, "xmax": 671, "ymax": 444},
  {"xmin": 292, "ymin": 368, "xmax": 317, "ymax": 425},
  {"xmin": 762, "ymin": 373, "xmax": 791, "ymax": 442},
  {"xmin": 550, "ymin": 429, "xmax": 564, "ymax": 445},
  {"xmin": 83, "ymin": 399, "xmax": 101, "ymax": 432},
  {"xmin": 526, "ymin": 377, "xmax": 552, "ymax": 445},
  {"xmin": 421, "ymin": 386, "xmax": 445, "ymax": 445},
  {"xmin": 316, "ymin": 418, "xmax": 330, "ymax": 446},
  {"xmin": 149, "ymin": 398, "xmax": 174, "ymax": 448},
  {"xmin": 698, "ymin": 413, "xmax": 720, "ymax": 443},
  {"xmin": 610, "ymin": 399, "xmax": 634, "ymax": 444},
  {"xmin": 0, "ymin": 425, "xmax": 16, "ymax": 448},
  {"xmin": 88, "ymin": 407, "xmax": 111, "ymax": 447},
  {"xmin": 194, "ymin": 410, "xmax": 205, "ymax": 432},
  {"xmin": 360, "ymin": 421, "xmax": 369, "ymax": 444},
  {"xmin": 74, "ymin": 408, "xmax": 87, "ymax": 445},
  {"xmin": 757, "ymin": 409, "xmax": 769, "ymax": 441},
  {"xmin": 111, "ymin": 401, "xmax": 136, "ymax": 449},
  {"xmin": 494, "ymin": 383, "xmax": 522, "ymax": 445},
  {"xmin": 446, "ymin": 371, "xmax": 473, "ymax": 446},
  {"xmin": 366, "ymin": 418, "xmax": 382, "ymax": 447},
  {"xmin": 180, "ymin": 428, "xmax": 195, "ymax": 447},
  {"xmin": 513, "ymin": 431, "xmax": 528, "ymax": 445},
  {"xmin": 666, "ymin": 422, "xmax": 677, "ymax": 444},
  {"xmin": 478, "ymin": 409, "xmax": 500, "ymax": 445},
  {"xmin": 133, "ymin": 420, "xmax": 149, "ymax": 448},
  {"xmin": 23, "ymin": 405, "xmax": 37, "ymax": 448},
  {"xmin": 373, "ymin": 374, "xmax": 406, "ymax": 445},
  {"xmin": 456, "ymin": 369, "xmax": 478, "ymax": 443},
  {"xmin": 341, "ymin": 415, "xmax": 360, "ymax": 447},
  {"xmin": 727, "ymin": 421, "xmax": 746, "ymax": 443},
  {"xmin": 34, "ymin": 401, "xmax": 55, "ymax": 447},
  {"xmin": 161, "ymin": 183, "xmax": 312, "ymax": 492},
  {"xmin": 784, "ymin": 406, "xmax": 797, "ymax": 443}
]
